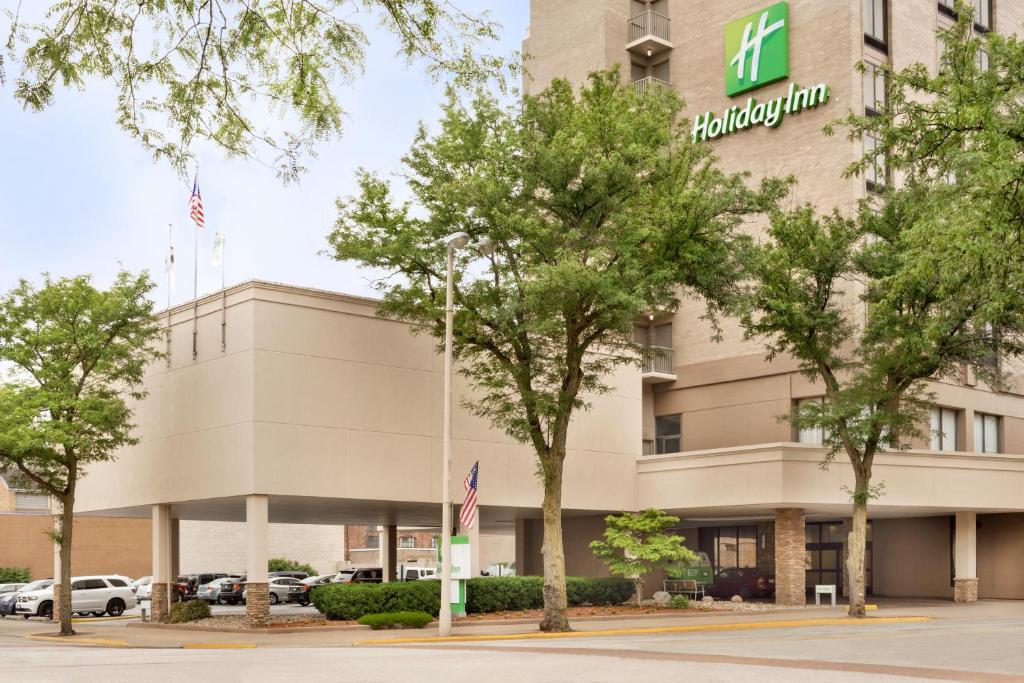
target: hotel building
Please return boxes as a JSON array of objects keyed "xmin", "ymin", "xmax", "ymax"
[{"xmin": 72, "ymin": 1, "xmax": 1024, "ymax": 624}]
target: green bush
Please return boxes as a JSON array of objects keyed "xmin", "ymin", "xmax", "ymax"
[
  {"xmin": 168, "ymin": 599, "xmax": 211, "ymax": 623},
  {"xmin": 357, "ymin": 611, "xmax": 433, "ymax": 630},
  {"xmin": 268, "ymin": 558, "xmax": 317, "ymax": 577},
  {"xmin": 671, "ymin": 595, "xmax": 690, "ymax": 609},
  {"xmin": 0, "ymin": 567, "xmax": 31, "ymax": 583},
  {"xmin": 312, "ymin": 581, "xmax": 441, "ymax": 621},
  {"xmin": 313, "ymin": 576, "xmax": 635, "ymax": 621}
]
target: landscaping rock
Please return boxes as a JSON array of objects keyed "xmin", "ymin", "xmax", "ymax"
[
  {"xmin": 730, "ymin": 595, "xmax": 744, "ymax": 603},
  {"xmin": 652, "ymin": 591, "xmax": 672, "ymax": 607},
  {"xmin": 701, "ymin": 595, "xmax": 714, "ymax": 603}
]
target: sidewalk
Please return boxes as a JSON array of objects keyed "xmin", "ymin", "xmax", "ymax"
[{"xmin": 0, "ymin": 599, "xmax": 951, "ymax": 650}]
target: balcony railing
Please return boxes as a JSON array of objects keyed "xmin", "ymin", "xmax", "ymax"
[
  {"xmin": 642, "ymin": 345, "xmax": 674, "ymax": 375},
  {"xmin": 628, "ymin": 11, "xmax": 670, "ymax": 45},
  {"xmin": 633, "ymin": 76, "xmax": 670, "ymax": 95}
]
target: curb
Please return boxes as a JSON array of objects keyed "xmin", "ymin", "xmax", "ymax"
[
  {"xmin": 355, "ymin": 616, "xmax": 932, "ymax": 646},
  {"xmin": 26, "ymin": 634, "xmax": 130, "ymax": 647}
]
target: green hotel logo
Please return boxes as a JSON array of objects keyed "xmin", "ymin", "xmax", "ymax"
[{"xmin": 725, "ymin": 2, "xmax": 789, "ymax": 97}]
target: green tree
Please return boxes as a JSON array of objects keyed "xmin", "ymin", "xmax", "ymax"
[
  {"xmin": 268, "ymin": 558, "xmax": 317, "ymax": 577},
  {"xmin": 0, "ymin": 272, "xmax": 163, "ymax": 635},
  {"xmin": 589, "ymin": 509, "xmax": 696, "ymax": 605},
  {"xmin": 328, "ymin": 70, "xmax": 784, "ymax": 631},
  {"xmin": 3, "ymin": 1, "xmax": 508, "ymax": 180}
]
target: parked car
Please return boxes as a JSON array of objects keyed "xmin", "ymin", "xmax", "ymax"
[
  {"xmin": 331, "ymin": 568, "xmax": 383, "ymax": 584},
  {"xmin": 707, "ymin": 567, "xmax": 775, "ymax": 600},
  {"xmin": 400, "ymin": 567, "xmax": 436, "ymax": 581},
  {"xmin": 175, "ymin": 573, "xmax": 231, "ymax": 602},
  {"xmin": 0, "ymin": 579, "xmax": 51, "ymax": 618},
  {"xmin": 16, "ymin": 576, "xmax": 137, "ymax": 619},
  {"xmin": 219, "ymin": 577, "xmax": 246, "ymax": 605},
  {"xmin": 0, "ymin": 583, "xmax": 27, "ymax": 596},
  {"xmin": 242, "ymin": 577, "xmax": 304, "ymax": 605},
  {"xmin": 268, "ymin": 570, "xmax": 309, "ymax": 581},
  {"xmin": 196, "ymin": 577, "xmax": 241, "ymax": 605},
  {"xmin": 296, "ymin": 575, "xmax": 334, "ymax": 606},
  {"xmin": 136, "ymin": 578, "xmax": 153, "ymax": 601}
]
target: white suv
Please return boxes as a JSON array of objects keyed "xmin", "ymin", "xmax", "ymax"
[{"xmin": 16, "ymin": 575, "xmax": 138, "ymax": 619}]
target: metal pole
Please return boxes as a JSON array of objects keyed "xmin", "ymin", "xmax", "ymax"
[
  {"xmin": 192, "ymin": 215, "xmax": 199, "ymax": 360},
  {"xmin": 439, "ymin": 243, "xmax": 454, "ymax": 637},
  {"xmin": 166, "ymin": 223, "xmax": 173, "ymax": 367},
  {"xmin": 220, "ymin": 231, "xmax": 227, "ymax": 352}
]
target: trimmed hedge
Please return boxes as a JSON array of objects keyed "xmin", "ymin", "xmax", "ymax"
[
  {"xmin": 357, "ymin": 611, "xmax": 434, "ymax": 630},
  {"xmin": 168, "ymin": 599, "xmax": 211, "ymax": 623},
  {"xmin": 0, "ymin": 567, "xmax": 31, "ymax": 583},
  {"xmin": 671, "ymin": 595, "xmax": 690, "ymax": 609},
  {"xmin": 312, "ymin": 576, "xmax": 634, "ymax": 621}
]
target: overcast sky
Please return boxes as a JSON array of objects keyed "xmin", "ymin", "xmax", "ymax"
[{"xmin": 0, "ymin": 3, "xmax": 529, "ymax": 307}]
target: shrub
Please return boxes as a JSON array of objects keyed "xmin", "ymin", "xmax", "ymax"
[
  {"xmin": 168, "ymin": 599, "xmax": 211, "ymax": 623},
  {"xmin": 357, "ymin": 611, "xmax": 433, "ymax": 630},
  {"xmin": 312, "ymin": 581, "xmax": 441, "ymax": 621},
  {"xmin": 465, "ymin": 576, "xmax": 543, "ymax": 614},
  {"xmin": 566, "ymin": 577, "xmax": 634, "ymax": 606},
  {"xmin": 268, "ymin": 558, "xmax": 317, "ymax": 577},
  {"xmin": 0, "ymin": 567, "xmax": 31, "ymax": 583},
  {"xmin": 671, "ymin": 595, "xmax": 690, "ymax": 610}
]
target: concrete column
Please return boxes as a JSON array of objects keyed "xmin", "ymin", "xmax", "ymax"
[
  {"xmin": 514, "ymin": 519, "xmax": 526, "ymax": 576},
  {"xmin": 954, "ymin": 511, "xmax": 979, "ymax": 602},
  {"xmin": 170, "ymin": 518, "xmax": 181, "ymax": 579},
  {"xmin": 460, "ymin": 519, "xmax": 481, "ymax": 578},
  {"xmin": 151, "ymin": 503, "xmax": 173, "ymax": 622},
  {"xmin": 380, "ymin": 525, "xmax": 397, "ymax": 582},
  {"xmin": 245, "ymin": 494, "xmax": 270, "ymax": 627},
  {"xmin": 774, "ymin": 508, "xmax": 806, "ymax": 606}
]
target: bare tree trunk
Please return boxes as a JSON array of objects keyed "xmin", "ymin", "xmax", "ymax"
[
  {"xmin": 846, "ymin": 474, "xmax": 869, "ymax": 618},
  {"xmin": 539, "ymin": 452, "xmax": 570, "ymax": 632},
  {"xmin": 58, "ymin": 494, "xmax": 75, "ymax": 636}
]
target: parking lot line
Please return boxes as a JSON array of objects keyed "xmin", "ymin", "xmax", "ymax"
[
  {"xmin": 181, "ymin": 642, "xmax": 258, "ymax": 649},
  {"xmin": 356, "ymin": 616, "xmax": 933, "ymax": 646}
]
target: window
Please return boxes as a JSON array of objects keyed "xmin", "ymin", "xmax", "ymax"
[
  {"xmin": 865, "ymin": 133, "xmax": 888, "ymax": 192},
  {"xmin": 430, "ymin": 535, "xmax": 439, "ymax": 549},
  {"xmin": 976, "ymin": 47, "xmax": 990, "ymax": 72},
  {"xmin": 974, "ymin": 413, "xmax": 1000, "ymax": 453},
  {"xmin": 698, "ymin": 526, "xmax": 757, "ymax": 574},
  {"xmin": 400, "ymin": 536, "xmax": 415, "ymax": 548},
  {"xmin": 106, "ymin": 578, "xmax": 127, "ymax": 588},
  {"xmin": 72, "ymin": 579, "xmax": 107, "ymax": 590},
  {"xmin": 973, "ymin": 0, "xmax": 991, "ymax": 31},
  {"xmin": 13, "ymin": 492, "xmax": 49, "ymax": 512},
  {"xmin": 863, "ymin": 63, "xmax": 886, "ymax": 116},
  {"xmin": 364, "ymin": 534, "xmax": 380, "ymax": 549},
  {"xmin": 863, "ymin": 0, "xmax": 887, "ymax": 51},
  {"xmin": 795, "ymin": 398, "xmax": 828, "ymax": 445},
  {"xmin": 654, "ymin": 413, "xmax": 681, "ymax": 454},
  {"xmin": 931, "ymin": 407, "xmax": 961, "ymax": 451},
  {"xmin": 938, "ymin": 0, "xmax": 956, "ymax": 17}
]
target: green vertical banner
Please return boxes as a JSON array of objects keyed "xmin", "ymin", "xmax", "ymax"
[{"xmin": 440, "ymin": 535, "xmax": 471, "ymax": 617}]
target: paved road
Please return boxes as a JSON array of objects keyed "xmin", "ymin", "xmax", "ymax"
[{"xmin": 3, "ymin": 612, "xmax": 1024, "ymax": 682}]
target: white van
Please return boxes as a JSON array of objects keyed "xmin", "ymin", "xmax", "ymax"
[
  {"xmin": 401, "ymin": 567, "xmax": 437, "ymax": 581},
  {"xmin": 16, "ymin": 575, "xmax": 137, "ymax": 619}
]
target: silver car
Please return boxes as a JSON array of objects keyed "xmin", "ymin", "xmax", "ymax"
[
  {"xmin": 242, "ymin": 577, "xmax": 304, "ymax": 605},
  {"xmin": 197, "ymin": 577, "xmax": 240, "ymax": 604}
]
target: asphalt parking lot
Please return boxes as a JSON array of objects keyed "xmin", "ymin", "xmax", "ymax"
[{"xmin": 3, "ymin": 600, "xmax": 321, "ymax": 627}]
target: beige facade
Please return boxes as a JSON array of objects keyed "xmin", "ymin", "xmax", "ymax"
[{"xmin": 68, "ymin": 0, "xmax": 1024, "ymax": 615}]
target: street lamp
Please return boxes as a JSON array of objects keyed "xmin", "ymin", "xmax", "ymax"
[{"xmin": 437, "ymin": 232, "xmax": 492, "ymax": 637}]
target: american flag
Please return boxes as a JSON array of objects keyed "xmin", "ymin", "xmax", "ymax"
[
  {"xmin": 459, "ymin": 461, "xmax": 479, "ymax": 529},
  {"xmin": 189, "ymin": 177, "xmax": 205, "ymax": 229}
]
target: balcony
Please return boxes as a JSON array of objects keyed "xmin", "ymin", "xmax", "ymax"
[
  {"xmin": 642, "ymin": 345, "xmax": 676, "ymax": 384},
  {"xmin": 633, "ymin": 76, "xmax": 670, "ymax": 95},
  {"xmin": 627, "ymin": 11, "xmax": 673, "ymax": 57}
]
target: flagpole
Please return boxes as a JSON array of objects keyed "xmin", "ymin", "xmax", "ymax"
[
  {"xmin": 166, "ymin": 223, "xmax": 173, "ymax": 367},
  {"xmin": 220, "ymin": 228, "xmax": 227, "ymax": 352},
  {"xmin": 192, "ymin": 168, "xmax": 200, "ymax": 361}
]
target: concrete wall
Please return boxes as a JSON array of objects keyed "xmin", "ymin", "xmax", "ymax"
[
  {"xmin": 978, "ymin": 513, "xmax": 1024, "ymax": 599},
  {"xmin": 178, "ymin": 521, "xmax": 346, "ymax": 576},
  {"xmin": 0, "ymin": 514, "xmax": 150, "ymax": 581},
  {"xmin": 872, "ymin": 517, "xmax": 952, "ymax": 599}
]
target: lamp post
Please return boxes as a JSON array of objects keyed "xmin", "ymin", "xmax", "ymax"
[{"xmin": 437, "ymin": 232, "xmax": 493, "ymax": 637}]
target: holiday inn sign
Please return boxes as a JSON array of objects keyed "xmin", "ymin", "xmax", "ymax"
[{"xmin": 692, "ymin": 2, "xmax": 830, "ymax": 143}]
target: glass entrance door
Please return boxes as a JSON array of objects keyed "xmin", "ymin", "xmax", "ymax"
[{"xmin": 806, "ymin": 545, "xmax": 842, "ymax": 595}]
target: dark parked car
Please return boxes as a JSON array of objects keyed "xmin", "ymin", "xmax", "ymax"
[
  {"xmin": 296, "ymin": 575, "xmax": 334, "ymax": 606},
  {"xmin": 332, "ymin": 568, "xmax": 382, "ymax": 584},
  {"xmin": 708, "ymin": 567, "xmax": 775, "ymax": 600},
  {"xmin": 175, "ymin": 573, "xmax": 230, "ymax": 602},
  {"xmin": 218, "ymin": 576, "xmax": 246, "ymax": 605}
]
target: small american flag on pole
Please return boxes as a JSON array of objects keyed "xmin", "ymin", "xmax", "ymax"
[
  {"xmin": 459, "ymin": 461, "xmax": 479, "ymax": 529},
  {"xmin": 189, "ymin": 177, "xmax": 205, "ymax": 229}
]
